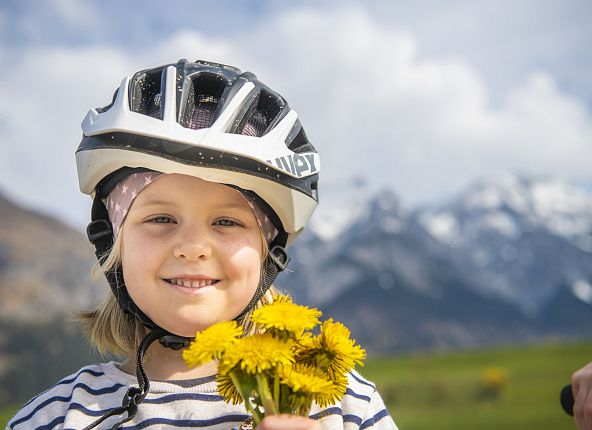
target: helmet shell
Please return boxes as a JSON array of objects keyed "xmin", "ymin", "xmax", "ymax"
[{"xmin": 76, "ymin": 59, "xmax": 320, "ymax": 246}]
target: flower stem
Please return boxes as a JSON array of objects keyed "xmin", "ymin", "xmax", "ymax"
[
  {"xmin": 273, "ymin": 373, "xmax": 280, "ymax": 412},
  {"xmin": 230, "ymin": 372, "xmax": 263, "ymax": 425},
  {"xmin": 256, "ymin": 374, "xmax": 278, "ymax": 415}
]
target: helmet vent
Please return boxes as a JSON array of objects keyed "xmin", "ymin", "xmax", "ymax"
[
  {"xmin": 287, "ymin": 122, "xmax": 315, "ymax": 153},
  {"xmin": 234, "ymin": 89, "xmax": 284, "ymax": 137},
  {"xmin": 129, "ymin": 68, "xmax": 165, "ymax": 119},
  {"xmin": 182, "ymin": 73, "xmax": 227, "ymax": 130}
]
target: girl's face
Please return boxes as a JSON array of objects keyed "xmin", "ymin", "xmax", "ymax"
[{"xmin": 120, "ymin": 174, "xmax": 264, "ymax": 337}]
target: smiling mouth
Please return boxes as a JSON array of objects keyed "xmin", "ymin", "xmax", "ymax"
[{"xmin": 166, "ymin": 278, "xmax": 220, "ymax": 288}]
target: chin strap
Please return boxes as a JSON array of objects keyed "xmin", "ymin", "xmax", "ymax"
[
  {"xmin": 82, "ymin": 328, "xmax": 167, "ymax": 430},
  {"xmin": 234, "ymin": 244, "xmax": 290, "ymax": 324}
]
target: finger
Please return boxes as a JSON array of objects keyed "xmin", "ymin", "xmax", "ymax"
[
  {"xmin": 584, "ymin": 386, "xmax": 592, "ymax": 430},
  {"xmin": 573, "ymin": 373, "xmax": 591, "ymax": 429},
  {"xmin": 256, "ymin": 414, "xmax": 322, "ymax": 430}
]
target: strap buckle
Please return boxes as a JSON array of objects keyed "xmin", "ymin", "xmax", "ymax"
[
  {"xmin": 86, "ymin": 219, "xmax": 113, "ymax": 244},
  {"xmin": 269, "ymin": 245, "xmax": 290, "ymax": 272}
]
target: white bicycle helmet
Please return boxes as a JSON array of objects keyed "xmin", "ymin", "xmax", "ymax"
[{"xmin": 77, "ymin": 58, "xmax": 320, "ymax": 247}]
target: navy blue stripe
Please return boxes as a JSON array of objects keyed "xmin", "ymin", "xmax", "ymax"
[
  {"xmin": 11, "ymin": 396, "xmax": 73, "ymax": 427},
  {"xmin": 350, "ymin": 372, "xmax": 376, "ymax": 390},
  {"xmin": 360, "ymin": 408, "xmax": 390, "ymax": 429},
  {"xmin": 144, "ymin": 393, "xmax": 224, "ymax": 404},
  {"xmin": 72, "ymin": 382, "xmax": 124, "ymax": 396},
  {"xmin": 23, "ymin": 368, "xmax": 105, "ymax": 408},
  {"xmin": 58, "ymin": 368, "xmax": 105, "ymax": 386},
  {"xmin": 167, "ymin": 374, "xmax": 216, "ymax": 388},
  {"xmin": 38, "ymin": 415, "xmax": 65, "ymax": 430},
  {"xmin": 343, "ymin": 413, "xmax": 363, "ymax": 425},
  {"xmin": 67, "ymin": 402, "xmax": 115, "ymax": 417},
  {"xmin": 345, "ymin": 387, "xmax": 371, "ymax": 402},
  {"xmin": 119, "ymin": 414, "xmax": 249, "ymax": 429},
  {"xmin": 10, "ymin": 384, "xmax": 125, "ymax": 427},
  {"xmin": 310, "ymin": 406, "xmax": 342, "ymax": 420}
]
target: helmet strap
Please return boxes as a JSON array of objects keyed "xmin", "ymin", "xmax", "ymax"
[
  {"xmin": 82, "ymin": 328, "xmax": 167, "ymax": 430},
  {"xmin": 234, "ymin": 242, "xmax": 290, "ymax": 324}
]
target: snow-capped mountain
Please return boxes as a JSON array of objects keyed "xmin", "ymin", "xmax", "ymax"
[
  {"xmin": 417, "ymin": 174, "xmax": 592, "ymax": 313},
  {"xmin": 279, "ymin": 173, "xmax": 592, "ymax": 352},
  {"xmin": 307, "ymin": 176, "xmax": 375, "ymax": 241},
  {"xmin": 420, "ymin": 173, "xmax": 592, "ymax": 251}
]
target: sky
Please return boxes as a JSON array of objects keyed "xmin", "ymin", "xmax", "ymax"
[{"xmin": 0, "ymin": 0, "xmax": 591, "ymax": 230}]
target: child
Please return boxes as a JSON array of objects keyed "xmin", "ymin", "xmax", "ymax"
[{"xmin": 7, "ymin": 59, "xmax": 397, "ymax": 430}]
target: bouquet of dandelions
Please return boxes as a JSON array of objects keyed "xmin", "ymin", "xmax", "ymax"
[{"xmin": 182, "ymin": 294, "xmax": 366, "ymax": 427}]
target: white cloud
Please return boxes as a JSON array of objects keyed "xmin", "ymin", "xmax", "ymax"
[
  {"xmin": 48, "ymin": 0, "xmax": 98, "ymax": 29},
  {"xmin": 230, "ymin": 7, "xmax": 592, "ymax": 204},
  {"xmin": 0, "ymin": 4, "xmax": 591, "ymax": 229},
  {"xmin": 0, "ymin": 45, "xmax": 134, "ymax": 228}
]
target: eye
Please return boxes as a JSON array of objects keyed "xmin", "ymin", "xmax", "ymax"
[
  {"xmin": 214, "ymin": 218, "xmax": 242, "ymax": 227},
  {"xmin": 148, "ymin": 215, "xmax": 175, "ymax": 224}
]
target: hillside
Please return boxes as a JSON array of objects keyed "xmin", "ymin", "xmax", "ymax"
[{"xmin": 0, "ymin": 192, "xmax": 105, "ymax": 404}]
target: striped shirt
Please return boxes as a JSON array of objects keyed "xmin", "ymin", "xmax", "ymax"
[{"xmin": 7, "ymin": 362, "xmax": 397, "ymax": 429}]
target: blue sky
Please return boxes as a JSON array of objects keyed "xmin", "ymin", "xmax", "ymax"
[{"xmin": 0, "ymin": 0, "xmax": 591, "ymax": 230}]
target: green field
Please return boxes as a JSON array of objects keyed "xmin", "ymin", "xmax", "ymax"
[
  {"xmin": 362, "ymin": 341, "xmax": 588, "ymax": 430},
  {"xmin": 0, "ymin": 342, "xmax": 587, "ymax": 429}
]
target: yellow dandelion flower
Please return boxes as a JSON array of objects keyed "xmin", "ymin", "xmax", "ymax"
[
  {"xmin": 183, "ymin": 320, "xmax": 243, "ymax": 368},
  {"xmin": 295, "ymin": 331, "xmax": 314, "ymax": 350},
  {"xmin": 297, "ymin": 319, "xmax": 366, "ymax": 379},
  {"xmin": 278, "ymin": 364, "xmax": 334, "ymax": 395},
  {"xmin": 313, "ymin": 374, "xmax": 348, "ymax": 408},
  {"xmin": 251, "ymin": 295, "xmax": 322, "ymax": 336},
  {"xmin": 221, "ymin": 333, "xmax": 295, "ymax": 375},
  {"xmin": 215, "ymin": 372, "xmax": 244, "ymax": 405}
]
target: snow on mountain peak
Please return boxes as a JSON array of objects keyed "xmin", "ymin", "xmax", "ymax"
[
  {"xmin": 418, "ymin": 173, "xmax": 592, "ymax": 251},
  {"xmin": 420, "ymin": 211, "xmax": 460, "ymax": 245},
  {"xmin": 572, "ymin": 279, "xmax": 592, "ymax": 304},
  {"xmin": 308, "ymin": 177, "xmax": 375, "ymax": 241},
  {"xmin": 461, "ymin": 174, "xmax": 592, "ymax": 240}
]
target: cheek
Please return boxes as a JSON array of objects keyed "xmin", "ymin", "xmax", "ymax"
[
  {"xmin": 220, "ymin": 235, "xmax": 264, "ymax": 277},
  {"xmin": 120, "ymin": 232, "xmax": 161, "ymax": 283}
]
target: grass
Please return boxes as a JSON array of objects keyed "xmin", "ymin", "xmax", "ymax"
[
  {"xmin": 0, "ymin": 405, "xmax": 19, "ymax": 428},
  {"xmin": 0, "ymin": 341, "xmax": 587, "ymax": 429},
  {"xmin": 361, "ymin": 341, "xmax": 589, "ymax": 430}
]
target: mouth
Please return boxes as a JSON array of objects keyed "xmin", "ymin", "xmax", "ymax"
[{"xmin": 165, "ymin": 278, "xmax": 220, "ymax": 288}]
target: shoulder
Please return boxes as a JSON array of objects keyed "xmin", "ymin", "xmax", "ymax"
[
  {"xmin": 312, "ymin": 371, "xmax": 398, "ymax": 429},
  {"xmin": 7, "ymin": 362, "xmax": 126, "ymax": 430}
]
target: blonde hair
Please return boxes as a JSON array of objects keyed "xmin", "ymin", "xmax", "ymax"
[{"xmin": 78, "ymin": 221, "xmax": 279, "ymax": 357}]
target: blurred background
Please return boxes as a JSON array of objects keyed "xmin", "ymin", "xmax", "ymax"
[{"xmin": 1, "ymin": 0, "xmax": 591, "ymax": 428}]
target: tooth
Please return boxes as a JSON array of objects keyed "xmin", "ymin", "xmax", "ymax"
[
  {"xmin": 198, "ymin": 280, "xmax": 205, "ymax": 288},
  {"xmin": 182, "ymin": 280, "xmax": 191, "ymax": 287}
]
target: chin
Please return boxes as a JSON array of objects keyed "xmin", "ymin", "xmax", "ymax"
[{"xmin": 159, "ymin": 319, "xmax": 220, "ymax": 338}]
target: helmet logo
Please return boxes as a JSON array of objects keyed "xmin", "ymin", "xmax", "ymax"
[{"xmin": 267, "ymin": 153, "xmax": 318, "ymax": 178}]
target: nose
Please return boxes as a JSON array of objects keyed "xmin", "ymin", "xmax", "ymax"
[{"xmin": 173, "ymin": 226, "xmax": 213, "ymax": 261}]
